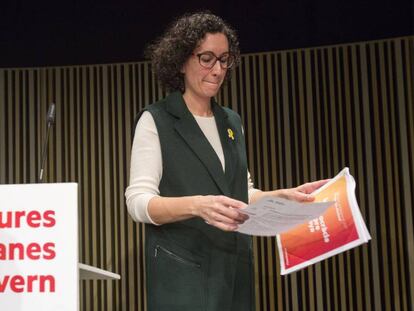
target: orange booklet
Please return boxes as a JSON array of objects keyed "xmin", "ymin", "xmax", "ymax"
[{"xmin": 276, "ymin": 167, "xmax": 371, "ymax": 275}]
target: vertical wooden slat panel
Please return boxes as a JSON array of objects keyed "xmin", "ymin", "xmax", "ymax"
[
  {"xmin": 335, "ymin": 46, "xmax": 347, "ymax": 311},
  {"xmin": 265, "ymin": 53, "xmax": 277, "ymax": 311},
  {"xmin": 394, "ymin": 38, "xmax": 414, "ymax": 311},
  {"xmin": 252, "ymin": 55, "xmax": 262, "ymax": 189},
  {"xmin": 16, "ymin": 70, "xmax": 22, "ymax": 182},
  {"xmin": 0, "ymin": 36, "xmax": 413, "ymax": 311},
  {"xmin": 267, "ymin": 54, "xmax": 283, "ymax": 310},
  {"xmin": 21, "ymin": 70, "xmax": 27, "ymax": 181},
  {"xmin": 272, "ymin": 53, "xmax": 283, "ymax": 192},
  {"xmin": 0, "ymin": 70, "xmax": 5, "ymax": 183},
  {"xmin": 405, "ymin": 37, "xmax": 414, "ymax": 311},
  {"xmin": 310, "ymin": 48, "xmax": 324, "ymax": 311},
  {"xmin": 288, "ymin": 51, "xmax": 301, "ymax": 311},
  {"xmin": 124, "ymin": 64, "xmax": 136, "ymax": 311},
  {"xmin": 380, "ymin": 40, "xmax": 401, "ymax": 310},
  {"xmin": 370, "ymin": 41, "xmax": 392, "ymax": 310},
  {"xmin": 101, "ymin": 64, "xmax": 113, "ymax": 310},
  {"xmin": 303, "ymin": 49, "xmax": 316, "ymax": 311},
  {"xmin": 239, "ymin": 54, "xmax": 260, "ymax": 311},
  {"xmin": 54, "ymin": 68, "xmax": 62, "ymax": 181},
  {"xmin": 5, "ymin": 69, "xmax": 11, "ymax": 181},
  {"xmin": 258, "ymin": 55, "xmax": 270, "ymax": 191},
  {"xmin": 358, "ymin": 42, "xmax": 381, "ymax": 310},
  {"xmin": 297, "ymin": 51, "xmax": 309, "ymax": 183},
  {"xmin": 342, "ymin": 46, "xmax": 358, "ymax": 311},
  {"xmin": 318, "ymin": 48, "xmax": 331, "ymax": 310}
]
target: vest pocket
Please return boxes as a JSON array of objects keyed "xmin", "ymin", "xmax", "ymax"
[
  {"xmin": 155, "ymin": 245, "xmax": 201, "ymax": 268},
  {"xmin": 149, "ymin": 243, "xmax": 207, "ymax": 311}
]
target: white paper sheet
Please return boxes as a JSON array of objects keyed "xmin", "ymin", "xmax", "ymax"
[{"xmin": 237, "ymin": 197, "xmax": 334, "ymax": 236}]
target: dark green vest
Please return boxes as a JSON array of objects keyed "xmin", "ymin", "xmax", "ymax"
[{"xmin": 139, "ymin": 92, "xmax": 255, "ymax": 311}]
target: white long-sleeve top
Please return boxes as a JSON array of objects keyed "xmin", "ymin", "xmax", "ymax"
[{"xmin": 125, "ymin": 111, "xmax": 259, "ymax": 224}]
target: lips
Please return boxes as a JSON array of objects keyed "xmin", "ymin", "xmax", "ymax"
[{"xmin": 203, "ymin": 80, "xmax": 220, "ymax": 85}]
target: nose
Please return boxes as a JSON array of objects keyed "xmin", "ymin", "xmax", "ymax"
[{"xmin": 210, "ymin": 59, "xmax": 224, "ymax": 75}]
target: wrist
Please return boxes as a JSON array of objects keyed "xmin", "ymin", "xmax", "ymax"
[
  {"xmin": 273, "ymin": 189, "xmax": 285, "ymax": 198},
  {"xmin": 189, "ymin": 195, "xmax": 202, "ymax": 217}
]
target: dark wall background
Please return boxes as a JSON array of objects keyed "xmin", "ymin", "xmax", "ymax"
[{"xmin": 0, "ymin": 0, "xmax": 413, "ymax": 67}]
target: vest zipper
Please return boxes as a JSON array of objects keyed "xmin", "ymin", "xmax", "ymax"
[{"xmin": 155, "ymin": 245, "xmax": 201, "ymax": 268}]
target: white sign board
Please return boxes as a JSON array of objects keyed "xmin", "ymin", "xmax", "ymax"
[{"xmin": 0, "ymin": 183, "xmax": 78, "ymax": 311}]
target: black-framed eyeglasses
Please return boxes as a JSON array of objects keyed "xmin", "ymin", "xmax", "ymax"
[{"xmin": 193, "ymin": 51, "xmax": 235, "ymax": 69}]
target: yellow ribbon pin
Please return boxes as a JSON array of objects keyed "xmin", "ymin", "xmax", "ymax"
[{"xmin": 227, "ymin": 128, "xmax": 235, "ymax": 140}]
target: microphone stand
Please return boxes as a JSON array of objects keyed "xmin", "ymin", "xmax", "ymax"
[{"xmin": 38, "ymin": 104, "xmax": 55, "ymax": 183}]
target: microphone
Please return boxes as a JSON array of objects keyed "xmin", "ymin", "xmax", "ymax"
[
  {"xmin": 38, "ymin": 103, "xmax": 56, "ymax": 182},
  {"xmin": 46, "ymin": 103, "xmax": 56, "ymax": 125}
]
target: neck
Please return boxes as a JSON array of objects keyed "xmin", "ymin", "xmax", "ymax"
[{"xmin": 182, "ymin": 92, "xmax": 213, "ymax": 117}]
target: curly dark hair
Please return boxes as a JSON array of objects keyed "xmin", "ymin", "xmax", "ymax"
[{"xmin": 145, "ymin": 12, "xmax": 240, "ymax": 92}]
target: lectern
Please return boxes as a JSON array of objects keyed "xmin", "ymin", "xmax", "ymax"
[{"xmin": 0, "ymin": 183, "xmax": 120, "ymax": 311}]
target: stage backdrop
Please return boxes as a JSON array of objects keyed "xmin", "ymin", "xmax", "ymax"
[{"xmin": 1, "ymin": 36, "xmax": 413, "ymax": 311}]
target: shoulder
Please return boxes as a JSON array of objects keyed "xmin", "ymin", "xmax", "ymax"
[
  {"xmin": 221, "ymin": 106, "xmax": 243, "ymax": 129},
  {"xmin": 133, "ymin": 97, "xmax": 167, "ymax": 134},
  {"xmin": 135, "ymin": 92, "xmax": 177, "ymax": 126},
  {"xmin": 222, "ymin": 106, "xmax": 241, "ymax": 120},
  {"xmin": 146, "ymin": 92, "xmax": 183, "ymax": 117},
  {"xmin": 137, "ymin": 111, "xmax": 156, "ymax": 127},
  {"xmin": 146, "ymin": 97, "xmax": 168, "ymax": 115}
]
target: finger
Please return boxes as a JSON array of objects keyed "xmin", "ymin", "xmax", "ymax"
[
  {"xmin": 215, "ymin": 205, "xmax": 249, "ymax": 222},
  {"xmin": 290, "ymin": 191, "xmax": 315, "ymax": 202},
  {"xmin": 208, "ymin": 211, "xmax": 243, "ymax": 225},
  {"xmin": 299, "ymin": 179, "xmax": 330, "ymax": 193},
  {"xmin": 208, "ymin": 220, "xmax": 238, "ymax": 232},
  {"xmin": 233, "ymin": 210, "xmax": 249, "ymax": 222},
  {"xmin": 216, "ymin": 195, "xmax": 247, "ymax": 209}
]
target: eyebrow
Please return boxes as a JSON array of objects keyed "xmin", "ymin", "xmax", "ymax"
[{"xmin": 197, "ymin": 51, "xmax": 230, "ymax": 56}]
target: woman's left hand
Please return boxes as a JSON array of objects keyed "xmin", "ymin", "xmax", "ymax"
[{"xmin": 277, "ymin": 179, "xmax": 330, "ymax": 202}]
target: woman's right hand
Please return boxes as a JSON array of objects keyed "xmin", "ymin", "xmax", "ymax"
[{"xmin": 192, "ymin": 195, "xmax": 249, "ymax": 232}]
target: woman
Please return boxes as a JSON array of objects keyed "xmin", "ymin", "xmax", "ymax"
[{"xmin": 125, "ymin": 12, "xmax": 327, "ymax": 311}]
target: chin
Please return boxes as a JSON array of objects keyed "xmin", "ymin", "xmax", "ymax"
[
  {"xmin": 203, "ymin": 86, "xmax": 221, "ymax": 97},
  {"xmin": 203, "ymin": 91, "xmax": 219, "ymax": 98}
]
